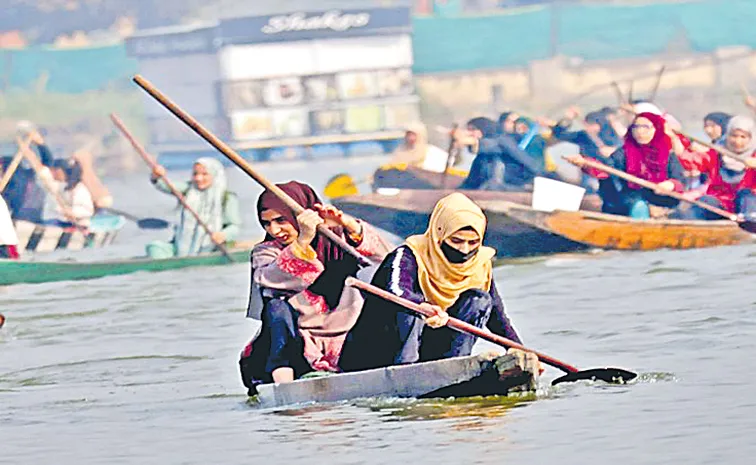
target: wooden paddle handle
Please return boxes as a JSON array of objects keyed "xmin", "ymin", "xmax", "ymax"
[
  {"xmin": 568, "ymin": 156, "xmax": 738, "ymax": 221},
  {"xmin": 132, "ymin": 75, "xmax": 372, "ymax": 267},
  {"xmin": 110, "ymin": 113, "xmax": 232, "ymax": 260},
  {"xmin": 345, "ymin": 277, "xmax": 580, "ymax": 374},
  {"xmin": 0, "ymin": 136, "xmax": 32, "ymax": 192}
]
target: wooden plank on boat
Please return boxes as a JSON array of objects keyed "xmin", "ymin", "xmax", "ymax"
[
  {"xmin": 255, "ymin": 352, "xmax": 538, "ymax": 409},
  {"xmin": 497, "ymin": 202, "xmax": 754, "ymax": 251}
]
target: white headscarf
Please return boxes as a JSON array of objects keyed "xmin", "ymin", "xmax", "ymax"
[
  {"xmin": 723, "ymin": 115, "xmax": 756, "ymax": 173},
  {"xmin": 174, "ymin": 157, "xmax": 227, "ymax": 256}
]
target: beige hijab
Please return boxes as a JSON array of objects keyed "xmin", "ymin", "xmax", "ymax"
[
  {"xmin": 405, "ymin": 193, "xmax": 496, "ymax": 311},
  {"xmin": 389, "ymin": 122, "xmax": 429, "ymax": 166}
]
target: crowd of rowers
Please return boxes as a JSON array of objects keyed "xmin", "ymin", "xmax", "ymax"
[
  {"xmin": 0, "ymin": 124, "xmax": 241, "ymax": 261},
  {"xmin": 238, "ymin": 100, "xmax": 756, "ymax": 392},
  {"xmin": 390, "ymin": 102, "xmax": 756, "ymax": 221}
]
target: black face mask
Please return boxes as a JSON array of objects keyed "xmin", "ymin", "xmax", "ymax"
[{"xmin": 441, "ymin": 241, "xmax": 479, "ymax": 264}]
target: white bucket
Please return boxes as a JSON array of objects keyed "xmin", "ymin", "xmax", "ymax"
[{"xmin": 531, "ymin": 177, "xmax": 586, "ymax": 212}]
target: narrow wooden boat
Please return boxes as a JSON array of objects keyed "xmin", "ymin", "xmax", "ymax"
[
  {"xmin": 332, "ymin": 189, "xmax": 603, "ymax": 258},
  {"xmin": 254, "ymin": 352, "xmax": 539, "ymax": 408},
  {"xmin": 371, "ymin": 164, "xmax": 467, "ymax": 191},
  {"xmin": 0, "ymin": 240, "xmax": 257, "ymax": 286},
  {"xmin": 498, "ymin": 203, "xmax": 755, "ymax": 251},
  {"xmin": 14, "ymin": 214, "xmax": 126, "ymax": 255}
]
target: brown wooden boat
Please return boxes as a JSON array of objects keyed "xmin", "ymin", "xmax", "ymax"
[
  {"xmin": 497, "ymin": 203, "xmax": 754, "ymax": 251},
  {"xmin": 332, "ymin": 189, "xmax": 603, "ymax": 258},
  {"xmin": 371, "ymin": 165, "xmax": 467, "ymax": 191}
]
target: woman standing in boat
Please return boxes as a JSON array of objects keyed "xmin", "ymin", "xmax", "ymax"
[
  {"xmin": 568, "ymin": 112, "xmax": 686, "ymax": 218},
  {"xmin": 339, "ymin": 192, "xmax": 526, "ymax": 372},
  {"xmin": 239, "ymin": 181, "xmax": 389, "ymax": 394},
  {"xmin": 672, "ymin": 115, "xmax": 756, "ymax": 221},
  {"xmin": 146, "ymin": 158, "xmax": 240, "ymax": 258}
]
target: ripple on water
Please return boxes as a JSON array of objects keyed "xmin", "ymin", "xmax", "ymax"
[{"xmin": 0, "ymin": 355, "xmax": 207, "ymax": 389}]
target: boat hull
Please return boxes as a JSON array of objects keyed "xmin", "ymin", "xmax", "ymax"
[
  {"xmin": 0, "ymin": 248, "xmax": 251, "ymax": 286},
  {"xmin": 333, "ymin": 189, "xmax": 602, "ymax": 258},
  {"xmin": 500, "ymin": 204, "xmax": 754, "ymax": 250},
  {"xmin": 14, "ymin": 214, "xmax": 125, "ymax": 255},
  {"xmin": 255, "ymin": 352, "xmax": 539, "ymax": 408},
  {"xmin": 371, "ymin": 166, "xmax": 466, "ymax": 191}
]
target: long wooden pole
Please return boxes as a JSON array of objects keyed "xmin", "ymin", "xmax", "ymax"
[
  {"xmin": 0, "ymin": 136, "xmax": 32, "ymax": 192},
  {"xmin": 566, "ymin": 156, "xmax": 738, "ymax": 221},
  {"xmin": 345, "ymin": 277, "xmax": 579, "ymax": 373},
  {"xmin": 131, "ymin": 75, "xmax": 373, "ymax": 267},
  {"xmin": 109, "ymin": 113, "xmax": 233, "ymax": 260}
]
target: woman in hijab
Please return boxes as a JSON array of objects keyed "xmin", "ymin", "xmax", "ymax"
[
  {"xmin": 498, "ymin": 111, "xmax": 519, "ymax": 136},
  {"xmin": 569, "ymin": 112, "xmax": 686, "ymax": 218},
  {"xmin": 145, "ymin": 158, "xmax": 240, "ymax": 258},
  {"xmin": 388, "ymin": 123, "xmax": 449, "ymax": 173},
  {"xmin": 703, "ymin": 112, "xmax": 732, "ymax": 145},
  {"xmin": 673, "ymin": 115, "xmax": 756, "ymax": 220},
  {"xmin": 239, "ymin": 181, "xmax": 390, "ymax": 394},
  {"xmin": 339, "ymin": 192, "xmax": 526, "ymax": 372}
]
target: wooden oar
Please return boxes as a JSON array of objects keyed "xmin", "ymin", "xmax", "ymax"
[
  {"xmin": 566, "ymin": 156, "xmax": 756, "ymax": 232},
  {"xmin": 109, "ymin": 113, "xmax": 233, "ymax": 261},
  {"xmin": 131, "ymin": 75, "xmax": 374, "ymax": 268},
  {"xmin": 0, "ymin": 136, "xmax": 32, "ymax": 192},
  {"xmin": 345, "ymin": 277, "xmax": 636, "ymax": 386},
  {"xmin": 98, "ymin": 207, "xmax": 169, "ymax": 230}
]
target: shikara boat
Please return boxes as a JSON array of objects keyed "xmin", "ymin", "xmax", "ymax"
[
  {"xmin": 254, "ymin": 352, "xmax": 539, "ymax": 409},
  {"xmin": 332, "ymin": 189, "xmax": 603, "ymax": 258},
  {"xmin": 498, "ymin": 203, "xmax": 755, "ymax": 251},
  {"xmin": 371, "ymin": 164, "xmax": 467, "ymax": 191},
  {"xmin": 15, "ymin": 214, "xmax": 125, "ymax": 254},
  {"xmin": 0, "ymin": 240, "xmax": 257, "ymax": 286}
]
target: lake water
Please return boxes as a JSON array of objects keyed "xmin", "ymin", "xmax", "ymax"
[{"xmin": 1, "ymin": 155, "xmax": 755, "ymax": 464}]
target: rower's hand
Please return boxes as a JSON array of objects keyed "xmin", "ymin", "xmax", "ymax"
[
  {"xmin": 566, "ymin": 154, "xmax": 587, "ymax": 168},
  {"xmin": 313, "ymin": 203, "xmax": 362, "ymax": 236},
  {"xmin": 211, "ymin": 231, "xmax": 226, "ymax": 245},
  {"xmin": 535, "ymin": 116, "xmax": 556, "ymax": 128},
  {"xmin": 295, "ymin": 209, "xmax": 324, "ymax": 249},
  {"xmin": 745, "ymin": 95, "xmax": 756, "ymax": 110},
  {"xmin": 28, "ymin": 129, "xmax": 45, "ymax": 146},
  {"xmin": 151, "ymin": 165, "xmax": 166, "ymax": 180},
  {"xmin": 421, "ymin": 303, "xmax": 449, "ymax": 329},
  {"xmin": 745, "ymin": 157, "xmax": 756, "ymax": 169},
  {"xmin": 681, "ymin": 190, "xmax": 704, "ymax": 202},
  {"xmin": 598, "ymin": 146, "xmax": 615, "ymax": 158},
  {"xmin": 564, "ymin": 106, "xmax": 581, "ymax": 120},
  {"xmin": 654, "ymin": 180, "xmax": 676, "ymax": 194}
]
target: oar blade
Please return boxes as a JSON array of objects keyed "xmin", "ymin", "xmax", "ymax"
[
  {"xmin": 324, "ymin": 173, "xmax": 359, "ymax": 199},
  {"xmin": 551, "ymin": 368, "xmax": 637, "ymax": 386},
  {"xmin": 136, "ymin": 218, "xmax": 170, "ymax": 229},
  {"xmin": 738, "ymin": 219, "xmax": 756, "ymax": 234}
]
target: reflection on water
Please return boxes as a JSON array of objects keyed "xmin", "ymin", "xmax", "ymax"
[{"xmin": 0, "ymin": 158, "xmax": 754, "ymax": 464}]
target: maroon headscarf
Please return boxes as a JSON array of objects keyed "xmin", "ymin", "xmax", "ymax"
[
  {"xmin": 256, "ymin": 181, "xmax": 345, "ymax": 265},
  {"xmin": 624, "ymin": 112, "xmax": 673, "ymax": 189}
]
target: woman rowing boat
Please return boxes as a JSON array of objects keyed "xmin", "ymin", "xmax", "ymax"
[
  {"xmin": 239, "ymin": 181, "xmax": 390, "ymax": 395},
  {"xmin": 672, "ymin": 115, "xmax": 756, "ymax": 221},
  {"xmin": 568, "ymin": 112, "xmax": 686, "ymax": 218},
  {"xmin": 339, "ymin": 192, "xmax": 530, "ymax": 372},
  {"xmin": 146, "ymin": 158, "xmax": 240, "ymax": 258}
]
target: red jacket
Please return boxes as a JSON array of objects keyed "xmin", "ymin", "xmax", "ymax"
[{"xmin": 703, "ymin": 151, "xmax": 756, "ymax": 212}]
